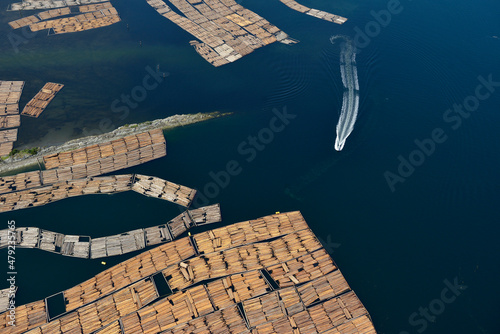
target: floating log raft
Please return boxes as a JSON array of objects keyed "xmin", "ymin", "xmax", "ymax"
[
  {"xmin": 8, "ymin": 2, "xmax": 121, "ymax": 35},
  {"xmin": 33, "ymin": 7, "xmax": 121, "ymax": 35},
  {"xmin": 37, "ymin": 7, "xmax": 72, "ymax": 20},
  {"xmin": 0, "ymin": 115, "xmax": 21, "ymax": 129},
  {"xmin": 0, "ymin": 81, "xmax": 24, "ymax": 105},
  {"xmin": 0, "ymin": 204, "xmax": 221, "ymax": 258},
  {"xmin": 0, "ymin": 174, "xmax": 199, "ymax": 214},
  {"xmin": 43, "ymin": 279, "xmax": 158, "ymax": 334},
  {"xmin": 165, "ymin": 204, "xmax": 221, "ymax": 238},
  {"xmin": 0, "ymin": 300, "xmax": 47, "ymax": 334},
  {"xmin": 162, "ymin": 228, "xmax": 322, "ymax": 291},
  {"xmin": 0, "ymin": 171, "xmax": 43, "ymax": 196},
  {"xmin": 63, "ymin": 236, "xmax": 197, "ymax": 311},
  {"xmin": 192, "ymin": 210, "xmax": 308, "ymax": 254},
  {"xmin": 0, "ymin": 129, "xmax": 17, "ymax": 156},
  {"xmin": 162, "ymin": 211, "xmax": 193, "ymax": 239},
  {"xmin": 0, "ymin": 129, "xmax": 18, "ymax": 143},
  {"xmin": 8, "ymin": 15, "xmax": 41, "ymax": 29},
  {"xmin": 90, "ymin": 229, "xmax": 146, "ymax": 258},
  {"xmin": 0, "ymin": 175, "xmax": 134, "ymax": 213},
  {"xmin": 205, "ymin": 270, "xmax": 271, "ymax": 310},
  {"xmin": 0, "ymin": 288, "xmax": 12, "ymax": 313},
  {"xmin": 8, "ymin": 0, "xmax": 107, "ymax": 11},
  {"xmin": 38, "ymin": 230, "xmax": 91, "ymax": 258},
  {"xmin": 8, "ymin": 3, "xmax": 115, "ymax": 29},
  {"xmin": 0, "ymin": 104, "xmax": 20, "ymax": 116},
  {"xmin": 132, "ymin": 174, "xmax": 196, "ymax": 208},
  {"xmin": 21, "ymin": 82, "xmax": 64, "ymax": 118},
  {"xmin": 0, "ymin": 80, "xmax": 24, "ymax": 154},
  {"xmin": 278, "ymin": 0, "xmax": 347, "ymax": 24},
  {"xmin": 187, "ymin": 203, "xmax": 221, "ymax": 225},
  {"xmin": 0, "ymin": 142, "xmax": 14, "ymax": 157},
  {"xmin": 43, "ymin": 129, "xmax": 166, "ymax": 173},
  {"xmin": 79, "ymin": 1, "xmax": 114, "ymax": 12},
  {"xmin": 252, "ymin": 312, "xmax": 375, "ymax": 334},
  {"xmin": 145, "ymin": 0, "xmax": 297, "ymax": 67},
  {"xmin": 266, "ymin": 248, "xmax": 338, "ymax": 287},
  {"xmin": 1, "ymin": 211, "xmax": 376, "ymax": 334}
]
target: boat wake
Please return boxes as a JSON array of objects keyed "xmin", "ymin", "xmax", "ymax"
[{"xmin": 331, "ymin": 35, "xmax": 359, "ymax": 151}]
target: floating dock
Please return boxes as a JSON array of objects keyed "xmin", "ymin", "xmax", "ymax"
[
  {"xmin": 21, "ymin": 82, "xmax": 64, "ymax": 118},
  {"xmin": 145, "ymin": 0, "xmax": 297, "ymax": 66},
  {"xmin": 278, "ymin": 0, "xmax": 347, "ymax": 24},
  {"xmin": 0, "ymin": 211, "xmax": 376, "ymax": 334},
  {"xmin": 0, "ymin": 204, "xmax": 221, "ymax": 258}
]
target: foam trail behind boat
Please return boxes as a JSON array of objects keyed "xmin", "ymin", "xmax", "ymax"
[{"xmin": 331, "ymin": 36, "xmax": 359, "ymax": 151}]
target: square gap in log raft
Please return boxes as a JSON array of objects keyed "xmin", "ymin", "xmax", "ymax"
[{"xmin": 45, "ymin": 292, "xmax": 67, "ymax": 321}]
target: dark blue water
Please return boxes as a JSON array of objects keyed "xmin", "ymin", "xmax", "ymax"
[{"xmin": 1, "ymin": 0, "xmax": 500, "ymax": 333}]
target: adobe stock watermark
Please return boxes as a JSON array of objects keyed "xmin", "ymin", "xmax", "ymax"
[
  {"xmin": 189, "ymin": 107, "xmax": 297, "ymax": 208},
  {"xmin": 399, "ymin": 277, "xmax": 467, "ymax": 334},
  {"xmin": 83, "ymin": 65, "xmax": 168, "ymax": 137},
  {"xmin": 384, "ymin": 74, "xmax": 499, "ymax": 192},
  {"xmin": 7, "ymin": 26, "xmax": 38, "ymax": 54},
  {"xmin": 6, "ymin": 220, "xmax": 17, "ymax": 326},
  {"xmin": 317, "ymin": 235, "xmax": 341, "ymax": 254},
  {"xmin": 353, "ymin": 0, "xmax": 408, "ymax": 51}
]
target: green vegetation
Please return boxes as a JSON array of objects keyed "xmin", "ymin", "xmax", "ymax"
[
  {"xmin": 8, "ymin": 149, "xmax": 19, "ymax": 157},
  {"xmin": 6, "ymin": 147, "xmax": 40, "ymax": 158},
  {"xmin": 25, "ymin": 147, "xmax": 39, "ymax": 155}
]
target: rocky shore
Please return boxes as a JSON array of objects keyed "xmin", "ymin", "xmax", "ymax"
[{"xmin": 0, "ymin": 112, "xmax": 229, "ymax": 175}]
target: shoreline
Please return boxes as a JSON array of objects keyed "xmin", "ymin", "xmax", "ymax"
[{"xmin": 0, "ymin": 111, "xmax": 230, "ymax": 175}]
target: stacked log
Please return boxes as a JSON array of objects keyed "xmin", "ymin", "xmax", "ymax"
[
  {"xmin": 132, "ymin": 175, "xmax": 196, "ymax": 207},
  {"xmin": 265, "ymin": 248, "xmax": 337, "ymax": 288},
  {"xmin": 1, "ymin": 212, "xmax": 376, "ymax": 334},
  {"xmin": 43, "ymin": 130, "xmax": 166, "ymax": 176},
  {"xmin": 145, "ymin": 0, "xmax": 293, "ymax": 66},
  {"xmin": 0, "ymin": 175, "xmax": 134, "ymax": 213},
  {"xmin": 21, "ymin": 83, "xmax": 64, "ymax": 118},
  {"xmin": 0, "ymin": 300, "xmax": 47, "ymax": 334}
]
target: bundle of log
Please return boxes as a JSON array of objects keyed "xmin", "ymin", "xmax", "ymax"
[
  {"xmin": 43, "ymin": 129, "xmax": 166, "ymax": 173},
  {"xmin": 0, "ymin": 205, "xmax": 222, "ymax": 259},
  {"xmin": 0, "ymin": 300, "xmax": 47, "ymax": 334},
  {"xmin": 0, "ymin": 81, "xmax": 24, "ymax": 105},
  {"xmin": 21, "ymin": 83, "xmax": 64, "ymax": 118},
  {"xmin": 132, "ymin": 174, "xmax": 196, "ymax": 208},
  {"xmin": 0, "ymin": 212, "xmax": 376, "ymax": 334},
  {"xmin": 278, "ymin": 0, "xmax": 347, "ymax": 24},
  {"xmin": 145, "ymin": 0, "xmax": 297, "ymax": 66},
  {"xmin": 8, "ymin": 0, "xmax": 105, "ymax": 11}
]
